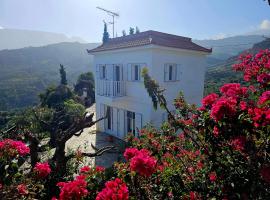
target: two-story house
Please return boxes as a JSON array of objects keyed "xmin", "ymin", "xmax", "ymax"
[{"xmin": 87, "ymin": 30, "xmax": 211, "ymax": 139}]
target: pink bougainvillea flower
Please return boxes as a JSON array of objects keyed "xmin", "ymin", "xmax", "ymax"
[
  {"xmin": 96, "ymin": 178, "xmax": 129, "ymax": 200},
  {"xmin": 34, "ymin": 162, "xmax": 51, "ymax": 178},
  {"xmin": 80, "ymin": 166, "xmax": 91, "ymax": 174},
  {"xmin": 57, "ymin": 175, "xmax": 88, "ymax": 200},
  {"xmin": 0, "ymin": 139, "xmax": 30, "ymax": 157},
  {"xmin": 129, "ymin": 148, "xmax": 157, "ymax": 177},
  {"xmin": 124, "ymin": 147, "xmax": 139, "ymax": 161},
  {"xmin": 17, "ymin": 184, "xmax": 28, "ymax": 195},
  {"xmin": 209, "ymin": 171, "xmax": 217, "ymax": 182}
]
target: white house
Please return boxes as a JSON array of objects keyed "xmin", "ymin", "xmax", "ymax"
[{"xmin": 87, "ymin": 30, "xmax": 211, "ymax": 139}]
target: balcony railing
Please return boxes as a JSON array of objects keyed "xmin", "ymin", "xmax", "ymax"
[{"xmin": 97, "ymin": 80, "xmax": 126, "ymax": 97}]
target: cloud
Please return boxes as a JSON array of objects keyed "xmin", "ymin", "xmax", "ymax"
[
  {"xmin": 209, "ymin": 33, "xmax": 228, "ymax": 40},
  {"xmin": 0, "ymin": 26, "xmax": 3, "ymax": 29},
  {"xmin": 259, "ymin": 19, "xmax": 270, "ymax": 30}
]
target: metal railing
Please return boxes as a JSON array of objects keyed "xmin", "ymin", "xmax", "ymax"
[{"xmin": 97, "ymin": 80, "xmax": 126, "ymax": 97}]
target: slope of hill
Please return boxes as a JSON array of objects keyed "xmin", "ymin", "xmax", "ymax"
[
  {"xmin": 0, "ymin": 29, "xmax": 87, "ymax": 50},
  {"xmin": 0, "ymin": 42, "xmax": 99, "ymax": 111},
  {"xmin": 204, "ymin": 38, "xmax": 270, "ymax": 95},
  {"xmin": 195, "ymin": 35, "xmax": 265, "ymax": 63}
]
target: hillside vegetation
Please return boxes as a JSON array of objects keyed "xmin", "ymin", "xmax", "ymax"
[
  {"xmin": 0, "ymin": 42, "xmax": 99, "ymax": 111},
  {"xmin": 204, "ymin": 38, "xmax": 270, "ymax": 95}
]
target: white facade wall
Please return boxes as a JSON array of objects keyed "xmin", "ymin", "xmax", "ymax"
[{"xmin": 92, "ymin": 45, "xmax": 208, "ymax": 139}]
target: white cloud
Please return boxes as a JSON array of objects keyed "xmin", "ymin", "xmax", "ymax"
[
  {"xmin": 259, "ymin": 19, "xmax": 270, "ymax": 30},
  {"xmin": 0, "ymin": 26, "xmax": 3, "ymax": 29},
  {"xmin": 210, "ymin": 33, "xmax": 228, "ymax": 40}
]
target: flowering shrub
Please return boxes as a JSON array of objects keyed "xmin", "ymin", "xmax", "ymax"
[
  {"xmin": 57, "ymin": 175, "xmax": 88, "ymax": 200},
  {"xmin": 0, "ymin": 139, "xmax": 30, "ymax": 157},
  {"xmin": 96, "ymin": 178, "xmax": 129, "ymax": 200},
  {"xmin": 33, "ymin": 162, "xmax": 52, "ymax": 178}
]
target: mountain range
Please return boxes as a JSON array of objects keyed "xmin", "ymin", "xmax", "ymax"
[{"xmin": 0, "ymin": 28, "xmax": 87, "ymax": 50}]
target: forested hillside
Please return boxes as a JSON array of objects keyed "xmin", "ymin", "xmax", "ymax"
[
  {"xmin": 204, "ymin": 38, "xmax": 270, "ymax": 95},
  {"xmin": 0, "ymin": 42, "xmax": 99, "ymax": 111}
]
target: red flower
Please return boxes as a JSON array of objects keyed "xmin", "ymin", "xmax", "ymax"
[
  {"xmin": 260, "ymin": 165, "xmax": 270, "ymax": 183},
  {"xmin": 190, "ymin": 191, "xmax": 198, "ymax": 200},
  {"xmin": 197, "ymin": 161, "xmax": 204, "ymax": 170},
  {"xmin": 96, "ymin": 178, "xmax": 129, "ymax": 200},
  {"xmin": 95, "ymin": 166, "xmax": 105, "ymax": 172},
  {"xmin": 57, "ymin": 175, "xmax": 88, "ymax": 200},
  {"xmin": 80, "ymin": 166, "xmax": 91, "ymax": 174},
  {"xmin": 34, "ymin": 162, "xmax": 51, "ymax": 178},
  {"xmin": 124, "ymin": 148, "xmax": 139, "ymax": 161},
  {"xmin": 213, "ymin": 126, "xmax": 219, "ymax": 137},
  {"xmin": 209, "ymin": 171, "xmax": 217, "ymax": 182},
  {"xmin": 130, "ymin": 149, "xmax": 157, "ymax": 177},
  {"xmin": 257, "ymin": 73, "xmax": 270, "ymax": 86},
  {"xmin": 17, "ymin": 184, "xmax": 28, "ymax": 195},
  {"xmin": 239, "ymin": 101, "xmax": 248, "ymax": 111},
  {"xmin": 230, "ymin": 136, "xmax": 246, "ymax": 152},
  {"xmin": 201, "ymin": 93, "xmax": 219, "ymax": 108},
  {"xmin": 210, "ymin": 97, "xmax": 237, "ymax": 121},
  {"xmin": 0, "ymin": 139, "xmax": 30, "ymax": 157},
  {"xmin": 258, "ymin": 91, "xmax": 270, "ymax": 106},
  {"xmin": 220, "ymin": 83, "xmax": 248, "ymax": 98}
]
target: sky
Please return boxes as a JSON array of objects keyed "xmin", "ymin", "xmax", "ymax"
[{"xmin": 0, "ymin": 0, "xmax": 270, "ymax": 42}]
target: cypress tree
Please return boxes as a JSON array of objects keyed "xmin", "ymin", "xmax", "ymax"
[
  {"xmin": 129, "ymin": 27, "xmax": 135, "ymax": 35},
  {"xmin": 135, "ymin": 26, "xmax": 140, "ymax": 34},
  {"xmin": 102, "ymin": 23, "xmax": 110, "ymax": 43},
  {"xmin": 59, "ymin": 64, "xmax": 67, "ymax": 85}
]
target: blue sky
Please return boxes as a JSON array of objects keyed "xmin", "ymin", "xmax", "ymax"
[{"xmin": 0, "ymin": 0, "xmax": 270, "ymax": 42}]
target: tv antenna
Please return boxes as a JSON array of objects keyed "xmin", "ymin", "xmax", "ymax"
[{"xmin": 97, "ymin": 6, "xmax": 119, "ymax": 38}]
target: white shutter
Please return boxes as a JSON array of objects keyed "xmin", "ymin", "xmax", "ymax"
[
  {"xmin": 164, "ymin": 64, "xmax": 169, "ymax": 81},
  {"xmin": 127, "ymin": 64, "xmax": 132, "ymax": 81},
  {"xmin": 96, "ymin": 64, "xmax": 100, "ymax": 79},
  {"xmin": 176, "ymin": 64, "xmax": 181, "ymax": 81},
  {"xmin": 99, "ymin": 104, "xmax": 105, "ymax": 131},
  {"xmin": 119, "ymin": 109, "xmax": 125, "ymax": 139},
  {"xmin": 135, "ymin": 113, "xmax": 142, "ymax": 137}
]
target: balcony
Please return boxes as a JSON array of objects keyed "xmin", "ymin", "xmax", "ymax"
[{"xmin": 97, "ymin": 80, "xmax": 126, "ymax": 97}]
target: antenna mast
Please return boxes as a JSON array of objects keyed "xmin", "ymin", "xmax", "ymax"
[{"xmin": 97, "ymin": 6, "xmax": 119, "ymax": 38}]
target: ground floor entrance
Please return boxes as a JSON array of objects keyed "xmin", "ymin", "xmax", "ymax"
[{"xmin": 99, "ymin": 104, "xmax": 142, "ymax": 139}]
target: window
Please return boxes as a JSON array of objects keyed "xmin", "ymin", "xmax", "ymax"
[
  {"xmin": 128, "ymin": 63, "xmax": 144, "ymax": 81},
  {"xmin": 100, "ymin": 65, "xmax": 106, "ymax": 79},
  {"xmin": 169, "ymin": 65, "xmax": 173, "ymax": 81},
  {"xmin": 134, "ymin": 65, "xmax": 139, "ymax": 81},
  {"xmin": 164, "ymin": 64, "xmax": 180, "ymax": 81},
  {"xmin": 106, "ymin": 106, "xmax": 113, "ymax": 130},
  {"xmin": 127, "ymin": 111, "xmax": 135, "ymax": 135}
]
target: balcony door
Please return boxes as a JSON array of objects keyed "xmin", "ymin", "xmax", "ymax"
[{"xmin": 113, "ymin": 65, "xmax": 123, "ymax": 95}]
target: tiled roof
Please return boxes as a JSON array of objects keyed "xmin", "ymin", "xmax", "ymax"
[{"xmin": 87, "ymin": 30, "xmax": 212, "ymax": 53}]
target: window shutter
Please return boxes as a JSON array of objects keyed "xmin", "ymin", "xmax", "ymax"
[
  {"xmin": 164, "ymin": 64, "xmax": 169, "ymax": 81},
  {"xmin": 96, "ymin": 64, "xmax": 100, "ymax": 79},
  {"xmin": 127, "ymin": 64, "xmax": 132, "ymax": 81},
  {"xmin": 99, "ymin": 104, "xmax": 105, "ymax": 130},
  {"xmin": 135, "ymin": 113, "xmax": 142, "ymax": 137},
  {"xmin": 174, "ymin": 64, "xmax": 177, "ymax": 81},
  {"xmin": 176, "ymin": 64, "xmax": 181, "ymax": 81}
]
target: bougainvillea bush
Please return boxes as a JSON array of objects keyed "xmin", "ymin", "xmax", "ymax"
[{"xmin": 1, "ymin": 50, "xmax": 270, "ymax": 199}]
